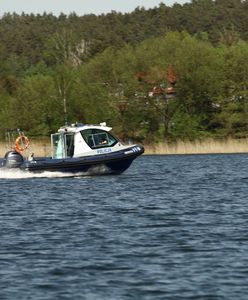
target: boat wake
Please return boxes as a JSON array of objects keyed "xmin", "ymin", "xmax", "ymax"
[
  {"xmin": 0, "ymin": 164, "xmax": 114, "ymax": 179},
  {"xmin": 0, "ymin": 169, "xmax": 88, "ymax": 179}
]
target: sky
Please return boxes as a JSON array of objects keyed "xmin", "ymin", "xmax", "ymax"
[{"xmin": 0, "ymin": 0, "xmax": 189, "ymax": 16}]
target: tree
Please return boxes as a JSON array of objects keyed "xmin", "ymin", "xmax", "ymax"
[{"xmin": 13, "ymin": 74, "xmax": 60, "ymax": 135}]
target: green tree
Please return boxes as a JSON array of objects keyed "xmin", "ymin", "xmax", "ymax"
[{"xmin": 13, "ymin": 74, "xmax": 60, "ymax": 135}]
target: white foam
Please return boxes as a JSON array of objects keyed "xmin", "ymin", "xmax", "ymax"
[{"xmin": 0, "ymin": 169, "xmax": 87, "ymax": 179}]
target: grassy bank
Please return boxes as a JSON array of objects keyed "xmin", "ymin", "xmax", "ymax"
[
  {"xmin": 1, "ymin": 138, "xmax": 248, "ymax": 157},
  {"xmin": 144, "ymin": 138, "xmax": 248, "ymax": 155}
]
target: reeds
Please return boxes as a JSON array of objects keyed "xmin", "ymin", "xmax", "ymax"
[
  {"xmin": 144, "ymin": 138, "xmax": 248, "ymax": 155},
  {"xmin": 1, "ymin": 138, "xmax": 248, "ymax": 157},
  {"xmin": 0, "ymin": 139, "xmax": 50, "ymax": 157}
]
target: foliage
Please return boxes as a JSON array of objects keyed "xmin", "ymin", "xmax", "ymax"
[{"xmin": 1, "ymin": 2, "xmax": 248, "ymax": 141}]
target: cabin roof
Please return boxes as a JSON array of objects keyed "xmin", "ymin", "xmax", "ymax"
[{"xmin": 57, "ymin": 122, "xmax": 112, "ymax": 133}]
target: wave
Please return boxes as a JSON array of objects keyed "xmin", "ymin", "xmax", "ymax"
[{"xmin": 0, "ymin": 169, "xmax": 88, "ymax": 179}]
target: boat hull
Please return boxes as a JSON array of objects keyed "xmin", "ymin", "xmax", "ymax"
[{"xmin": 0, "ymin": 145, "xmax": 144, "ymax": 175}]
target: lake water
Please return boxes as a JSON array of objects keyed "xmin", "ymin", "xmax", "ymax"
[{"xmin": 0, "ymin": 154, "xmax": 248, "ymax": 300}]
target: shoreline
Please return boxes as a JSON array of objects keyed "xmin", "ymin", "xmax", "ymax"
[
  {"xmin": 1, "ymin": 138, "xmax": 248, "ymax": 157},
  {"xmin": 143, "ymin": 138, "xmax": 248, "ymax": 155}
]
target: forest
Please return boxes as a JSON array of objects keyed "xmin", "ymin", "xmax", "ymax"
[{"xmin": 1, "ymin": 0, "xmax": 248, "ymax": 143}]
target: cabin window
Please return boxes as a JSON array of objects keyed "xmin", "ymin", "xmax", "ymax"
[
  {"xmin": 80, "ymin": 129, "xmax": 118, "ymax": 149},
  {"xmin": 65, "ymin": 134, "xmax": 74, "ymax": 157},
  {"xmin": 51, "ymin": 133, "xmax": 64, "ymax": 158},
  {"xmin": 51, "ymin": 133, "xmax": 74, "ymax": 158}
]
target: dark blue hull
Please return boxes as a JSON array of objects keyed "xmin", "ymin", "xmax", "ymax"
[{"xmin": 1, "ymin": 145, "xmax": 144, "ymax": 175}]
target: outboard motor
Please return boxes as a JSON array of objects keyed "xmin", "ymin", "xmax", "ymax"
[{"xmin": 3, "ymin": 151, "xmax": 24, "ymax": 168}]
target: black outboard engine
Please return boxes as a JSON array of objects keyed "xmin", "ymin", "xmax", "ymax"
[{"xmin": 3, "ymin": 151, "xmax": 24, "ymax": 168}]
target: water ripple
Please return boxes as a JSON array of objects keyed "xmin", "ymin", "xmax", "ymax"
[{"xmin": 1, "ymin": 154, "xmax": 248, "ymax": 299}]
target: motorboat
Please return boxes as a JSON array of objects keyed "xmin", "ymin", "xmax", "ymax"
[{"xmin": 0, "ymin": 122, "xmax": 144, "ymax": 175}]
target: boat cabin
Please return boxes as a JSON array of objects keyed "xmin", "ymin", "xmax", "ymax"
[{"xmin": 51, "ymin": 123, "xmax": 119, "ymax": 159}]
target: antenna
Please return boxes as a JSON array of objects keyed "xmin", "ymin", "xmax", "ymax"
[
  {"xmin": 63, "ymin": 95, "xmax": 68, "ymax": 125},
  {"xmin": 58, "ymin": 85, "xmax": 68, "ymax": 126}
]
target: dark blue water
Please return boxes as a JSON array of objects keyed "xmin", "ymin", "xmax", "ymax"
[{"xmin": 1, "ymin": 154, "xmax": 248, "ymax": 300}]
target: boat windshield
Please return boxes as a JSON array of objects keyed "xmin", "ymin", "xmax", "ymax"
[{"xmin": 80, "ymin": 129, "xmax": 118, "ymax": 149}]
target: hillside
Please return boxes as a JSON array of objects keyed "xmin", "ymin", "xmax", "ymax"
[{"xmin": 1, "ymin": 0, "xmax": 248, "ymax": 142}]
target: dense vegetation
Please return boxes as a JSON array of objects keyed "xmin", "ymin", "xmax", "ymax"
[{"xmin": 1, "ymin": 0, "xmax": 248, "ymax": 142}]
